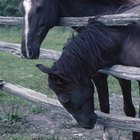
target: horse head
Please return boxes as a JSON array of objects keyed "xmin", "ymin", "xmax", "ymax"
[
  {"xmin": 36, "ymin": 64, "xmax": 97, "ymax": 129},
  {"xmin": 19, "ymin": 0, "xmax": 135, "ymax": 59},
  {"xmin": 19, "ymin": 0, "xmax": 59, "ymax": 59}
]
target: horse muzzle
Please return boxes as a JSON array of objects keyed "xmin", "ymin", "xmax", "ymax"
[
  {"xmin": 77, "ymin": 113, "xmax": 97, "ymax": 129},
  {"xmin": 21, "ymin": 45, "xmax": 40, "ymax": 59}
]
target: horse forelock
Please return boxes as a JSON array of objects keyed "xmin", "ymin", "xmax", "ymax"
[{"xmin": 23, "ymin": 0, "xmax": 32, "ymax": 57}]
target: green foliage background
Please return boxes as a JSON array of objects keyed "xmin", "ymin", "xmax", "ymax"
[{"xmin": 0, "ymin": 0, "xmax": 21, "ymax": 16}]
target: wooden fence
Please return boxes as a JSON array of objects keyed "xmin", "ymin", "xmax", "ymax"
[
  {"xmin": 0, "ymin": 14, "xmax": 140, "ymax": 134},
  {"xmin": 1, "ymin": 14, "xmax": 140, "ymax": 26}
]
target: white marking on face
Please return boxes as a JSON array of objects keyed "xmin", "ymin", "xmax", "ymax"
[{"xmin": 23, "ymin": 0, "xmax": 32, "ymax": 57}]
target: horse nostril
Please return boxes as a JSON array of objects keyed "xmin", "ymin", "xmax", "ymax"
[
  {"xmin": 28, "ymin": 50, "xmax": 39, "ymax": 59},
  {"xmin": 27, "ymin": 49, "xmax": 34, "ymax": 59}
]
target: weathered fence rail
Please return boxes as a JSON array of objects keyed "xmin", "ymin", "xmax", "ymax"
[
  {"xmin": 1, "ymin": 41, "xmax": 140, "ymax": 81},
  {"xmin": 0, "ymin": 80, "xmax": 140, "ymax": 132},
  {"xmin": 0, "ymin": 13, "xmax": 140, "ymax": 27}
]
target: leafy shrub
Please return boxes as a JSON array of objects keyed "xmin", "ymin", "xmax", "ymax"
[{"xmin": 0, "ymin": 0, "xmax": 21, "ymax": 16}]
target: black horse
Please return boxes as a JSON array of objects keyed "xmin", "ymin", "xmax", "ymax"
[
  {"xmin": 19, "ymin": 0, "xmax": 136, "ymax": 59},
  {"xmin": 37, "ymin": 4, "xmax": 140, "ymax": 139}
]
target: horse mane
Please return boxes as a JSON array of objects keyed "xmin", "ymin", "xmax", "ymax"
[{"xmin": 56, "ymin": 20, "xmax": 121, "ymax": 82}]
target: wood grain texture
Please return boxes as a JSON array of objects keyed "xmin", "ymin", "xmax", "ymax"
[
  {"xmin": 98, "ymin": 65, "xmax": 140, "ymax": 80},
  {"xmin": 0, "ymin": 14, "xmax": 140, "ymax": 26}
]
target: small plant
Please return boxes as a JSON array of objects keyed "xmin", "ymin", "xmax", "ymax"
[
  {"xmin": 0, "ymin": 103, "xmax": 22, "ymax": 123},
  {"xmin": 30, "ymin": 105, "xmax": 48, "ymax": 114}
]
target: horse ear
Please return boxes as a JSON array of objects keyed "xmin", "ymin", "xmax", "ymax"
[
  {"xmin": 36, "ymin": 64, "xmax": 52, "ymax": 74},
  {"xmin": 36, "ymin": 64, "xmax": 69, "ymax": 85}
]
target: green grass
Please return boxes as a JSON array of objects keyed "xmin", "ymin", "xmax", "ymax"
[
  {"xmin": 42, "ymin": 27, "xmax": 73, "ymax": 50},
  {"xmin": 0, "ymin": 25, "xmax": 22, "ymax": 44},
  {"xmin": 0, "ymin": 26, "xmax": 72, "ymax": 50}
]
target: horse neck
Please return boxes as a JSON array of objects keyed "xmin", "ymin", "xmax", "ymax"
[
  {"xmin": 58, "ymin": 0, "xmax": 136, "ymax": 17},
  {"xmin": 58, "ymin": 0, "xmax": 120, "ymax": 17}
]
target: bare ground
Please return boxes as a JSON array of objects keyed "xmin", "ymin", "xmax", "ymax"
[{"xmin": 0, "ymin": 94, "xmax": 139, "ymax": 140}]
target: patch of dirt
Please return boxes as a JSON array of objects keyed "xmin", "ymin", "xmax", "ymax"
[{"xmin": 0, "ymin": 94, "xmax": 139, "ymax": 140}]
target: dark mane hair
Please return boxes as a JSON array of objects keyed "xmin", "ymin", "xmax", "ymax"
[{"xmin": 53, "ymin": 20, "xmax": 121, "ymax": 83}]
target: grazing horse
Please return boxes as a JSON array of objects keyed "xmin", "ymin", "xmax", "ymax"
[{"xmin": 37, "ymin": 3, "xmax": 140, "ymax": 139}]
